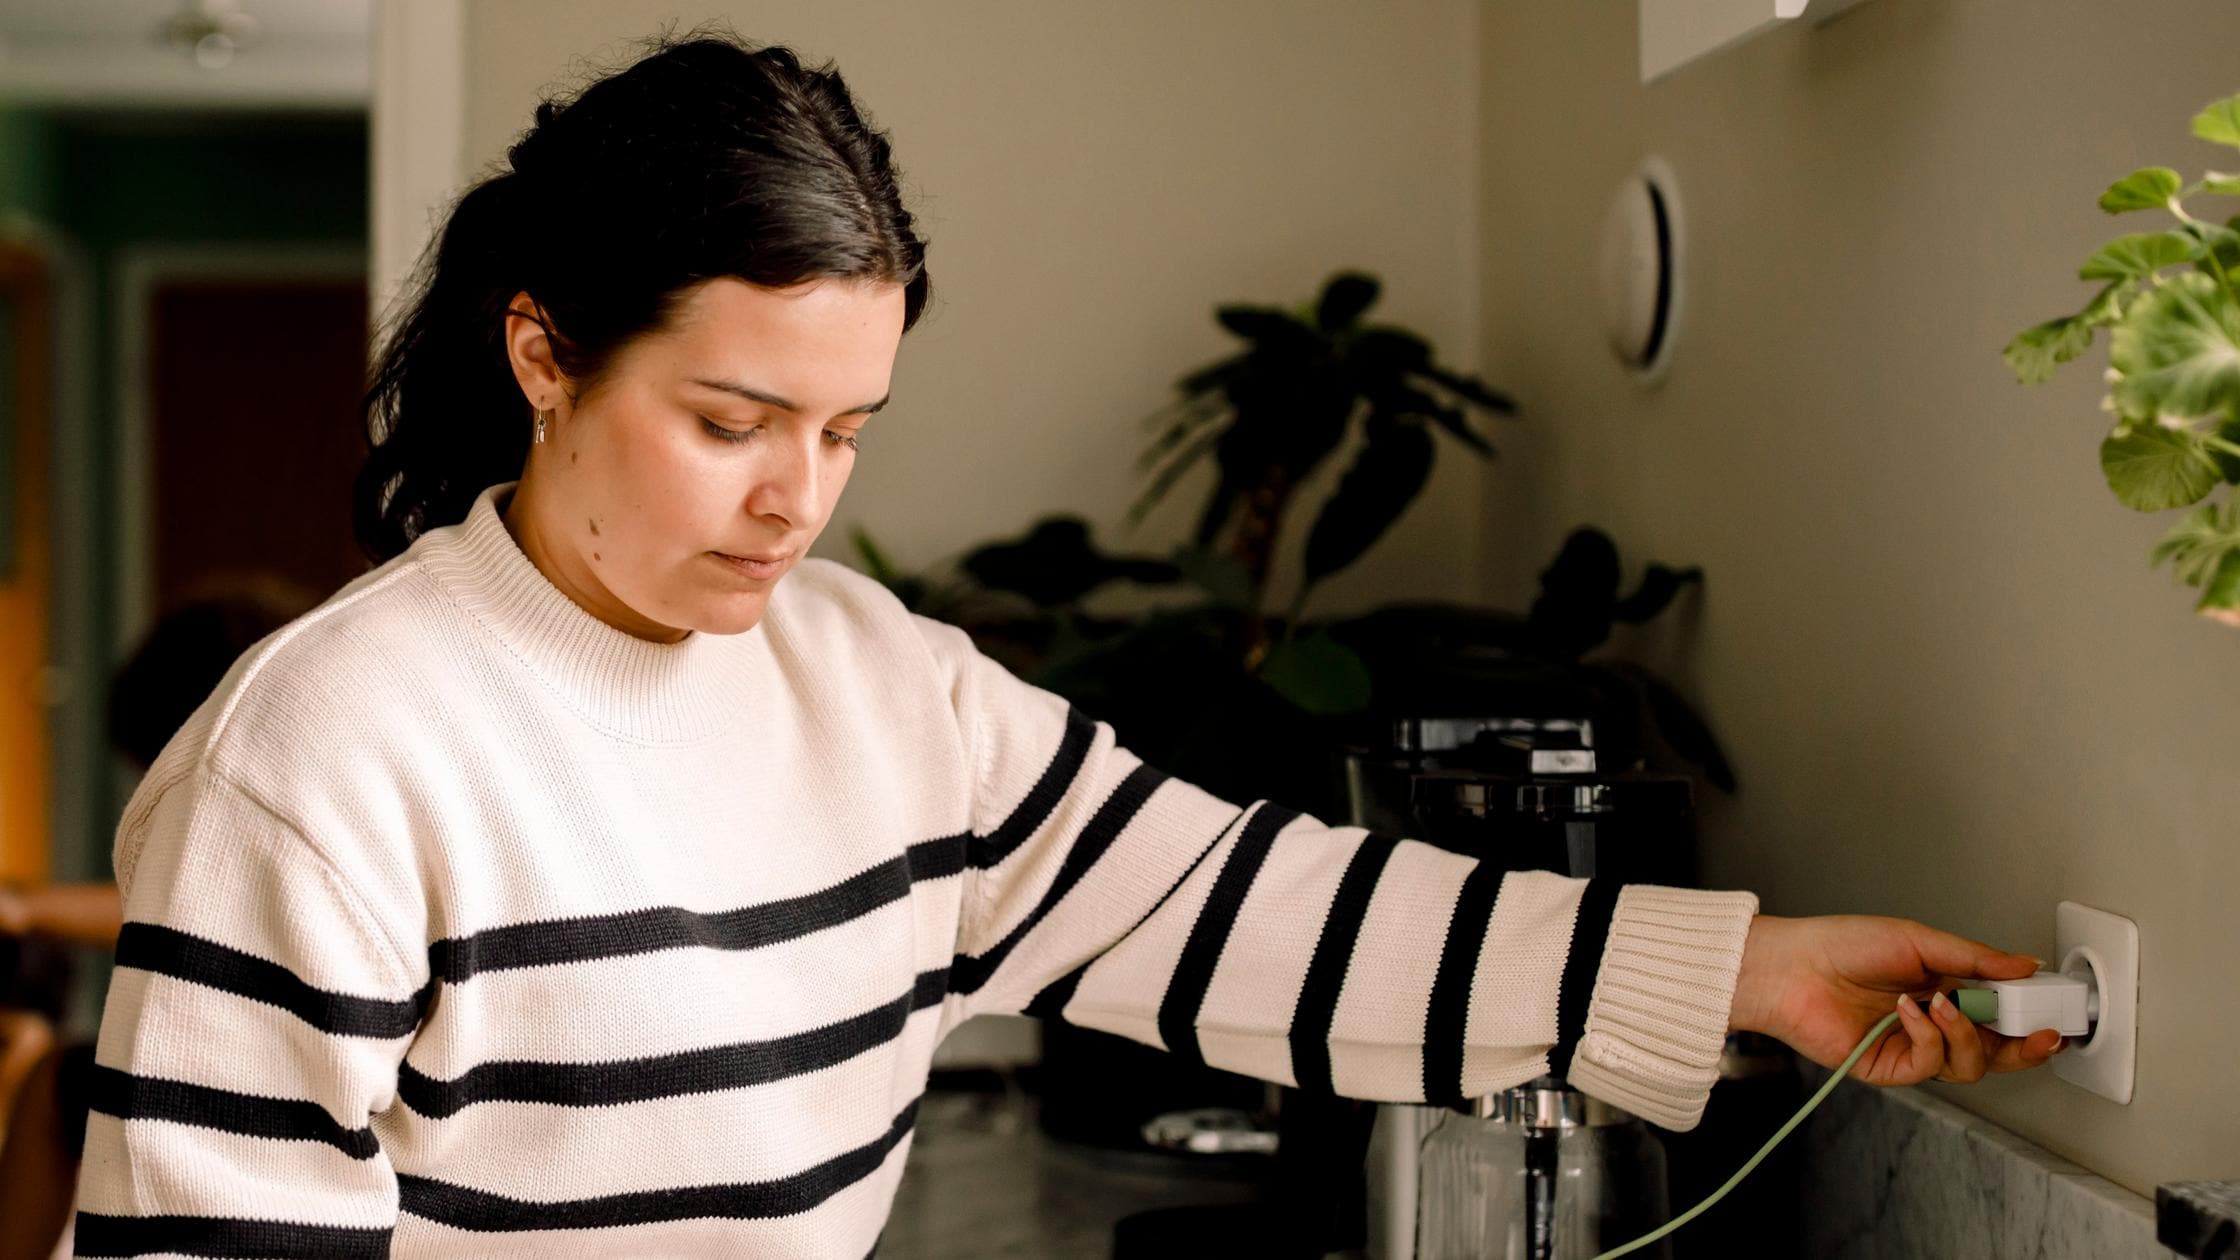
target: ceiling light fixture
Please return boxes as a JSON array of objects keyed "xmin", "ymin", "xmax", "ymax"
[{"xmin": 157, "ymin": 0, "xmax": 263, "ymax": 71}]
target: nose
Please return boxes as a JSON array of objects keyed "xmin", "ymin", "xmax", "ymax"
[{"xmin": 741, "ymin": 425, "xmax": 820, "ymax": 532}]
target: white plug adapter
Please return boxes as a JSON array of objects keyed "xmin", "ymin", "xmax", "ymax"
[{"xmin": 1963, "ymin": 970, "xmax": 2095, "ymax": 1039}]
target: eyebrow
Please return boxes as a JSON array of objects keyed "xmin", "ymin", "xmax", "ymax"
[{"xmin": 689, "ymin": 377, "xmax": 890, "ymax": 417}]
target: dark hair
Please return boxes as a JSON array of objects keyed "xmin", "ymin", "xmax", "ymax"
[{"xmin": 354, "ymin": 29, "xmax": 931, "ymax": 563}]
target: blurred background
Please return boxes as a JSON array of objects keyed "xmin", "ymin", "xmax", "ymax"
[{"xmin": 0, "ymin": 2, "xmax": 2236, "ymax": 1257}]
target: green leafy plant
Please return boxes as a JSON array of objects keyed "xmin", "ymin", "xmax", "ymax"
[{"xmin": 2004, "ymin": 92, "xmax": 2240, "ymax": 624}]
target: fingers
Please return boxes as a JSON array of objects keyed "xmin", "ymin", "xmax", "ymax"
[
  {"xmin": 1882, "ymin": 993, "xmax": 1945, "ymax": 1083},
  {"xmin": 1906, "ymin": 920, "xmax": 2039, "ymax": 983},
  {"xmin": 1927, "ymin": 990, "xmax": 1988, "ymax": 1082},
  {"xmin": 1980, "ymin": 1024, "xmax": 2066, "ymax": 1073}
]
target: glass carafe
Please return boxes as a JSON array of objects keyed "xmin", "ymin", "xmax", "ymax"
[{"xmin": 1415, "ymin": 1080, "xmax": 1672, "ymax": 1260}]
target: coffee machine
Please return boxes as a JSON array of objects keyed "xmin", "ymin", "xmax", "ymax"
[{"xmin": 1348, "ymin": 716, "xmax": 1798, "ymax": 1259}]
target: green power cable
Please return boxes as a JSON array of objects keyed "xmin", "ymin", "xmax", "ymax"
[{"xmin": 1590, "ymin": 1008, "xmax": 1906, "ymax": 1260}]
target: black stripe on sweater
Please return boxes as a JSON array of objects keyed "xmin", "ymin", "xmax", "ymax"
[
  {"xmin": 71, "ymin": 1213, "xmax": 391, "ymax": 1259},
  {"xmin": 1022, "ymin": 803, "xmax": 1245, "ymax": 1022},
  {"xmin": 397, "ymin": 968, "xmax": 950, "ymax": 1118},
  {"xmin": 949, "ymin": 763, "xmax": 1168, "ymax": 996},
  {"xmin": 275, "ymin": 706, "xmax": 1076, "ymax": 997},
  {"xmin": 424, "ymin": 834, "xmax": 966, "ymax": 983},
  {"xmin": 1156, "ymin": 802, "xmax": 1299, "ymax": 1067},
  {"xmin": 1550, "ymin": 879, "xmax": 1622, "ymax": 1080},
  {"xmin": 1422, "ymin": 862, "xmax": 1506, "ymax": 1108},
  {"xmin": 85, "ymin": 1065, "xmax": 380, "ymax": 1160},
  {"xmin": 1287, "ymin": 833, "xmax": 1400, "ymax": 1095},
  {"xmin": 397, "ymin": 1097, "xmax": 921, "ymax": 1231},
  {"xmin": 114, "ymin": 923, "xmax": 424, "ymax": 1040},
  {"xmin": 968, "ymin": 705, "xmax": 1097, "ymax": 870}
]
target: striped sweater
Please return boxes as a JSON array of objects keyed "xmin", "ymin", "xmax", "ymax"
[{"xmin": 75, "ymin": 481, "xmax": 1758, "ymax": 1258}]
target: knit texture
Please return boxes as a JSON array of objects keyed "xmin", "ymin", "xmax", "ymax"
[{"xmin": 74, "ymin": 481, "xmax": 1757, "ymax": 1257}]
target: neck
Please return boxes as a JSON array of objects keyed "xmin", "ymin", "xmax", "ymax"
[{"xmin": 500, "ymin": 477, "xmax": 689, "ymax": 645}]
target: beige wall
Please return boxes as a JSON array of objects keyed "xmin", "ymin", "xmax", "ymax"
[
  {"xmin": 1476, "ymin": 0, "xmax": 2240, "ymax": 1195},
  {"xmin": 458, "ymin": 0, "xmax": 1484, "ymax": 618}
]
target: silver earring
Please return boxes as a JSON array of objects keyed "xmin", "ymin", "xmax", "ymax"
[{"xmin": 534, "ymin": 409, "xmax": 549, "ymax": 444}]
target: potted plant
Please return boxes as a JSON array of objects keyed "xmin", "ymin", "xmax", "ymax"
[
  {"xmin": 2003, "ymin": 92, "xmax": 2240, "ymax": 625},
  {"xmin": 854, "ymin": 271, "xmax": 1733, "ymax": 807}
]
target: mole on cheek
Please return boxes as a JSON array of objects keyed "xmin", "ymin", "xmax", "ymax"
[
  {"xmin": 593, "ymin": 552, "xmax": 602, "ymax": 562},
  {"xmin": 588, "ymin": 518, "xmax": 601, "ymax": 537},
  {"xmin": 570, "ymin": 451, "xmax": 578, "ymax": 466}
]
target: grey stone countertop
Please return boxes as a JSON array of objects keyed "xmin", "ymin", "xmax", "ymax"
[
  {"xmin": 880, "ymin": 1084, "xmax": 1264, "ymax": 1258},
  {"xmin": 2158, "ymin": 1182, "xmax": 2240, "ymax": 1260}
]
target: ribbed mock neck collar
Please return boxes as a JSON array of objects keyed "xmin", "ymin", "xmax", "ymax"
[{"xmin": 416, "ymin": 482, "xmax": 759, "ymax": 744}]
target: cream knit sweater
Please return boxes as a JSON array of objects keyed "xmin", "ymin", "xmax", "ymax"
[{"xmin": 73, "ymin": 482, "xmax": 1757, "ymax": 1258}]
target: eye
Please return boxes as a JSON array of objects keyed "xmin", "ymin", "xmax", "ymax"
[
  {"xmin": 700, "ymin": 416, "xmax": 758, "ymax": 444},
  {"xmin": 824, "ymin": 429, "xmax": 862, "ymax": 452}
]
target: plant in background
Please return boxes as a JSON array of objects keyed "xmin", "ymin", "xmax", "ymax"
[
  {"xmin": 2004, "ymin": 92, "xmax": 2240, "ymax": 625},
  {"xmin": 850, "ymin": 269, "xmax": 1732, "ymax": 810},
  {"xmin": 1131, "ymin": 270, "xmax": 1516, "ymax": 637}
]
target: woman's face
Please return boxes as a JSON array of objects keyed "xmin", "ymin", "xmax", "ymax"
[{"xmin": 503, "ymin": 276, "xmax": 906, "ymax": 641}]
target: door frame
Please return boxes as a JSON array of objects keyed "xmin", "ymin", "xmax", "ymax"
[{"xmin": 110, "ymin": 244, "xmax": 368, "ymax": 653}]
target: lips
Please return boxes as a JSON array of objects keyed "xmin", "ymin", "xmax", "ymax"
[{"xmin": 710, "ymin": 549, "xmax": 793, "ymax": 582}]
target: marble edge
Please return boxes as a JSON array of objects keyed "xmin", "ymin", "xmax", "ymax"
[
  {"xmin": 1795, "ymin": 1059, "xmax": 2167, "ymax": 1258},
  {"xmin": 2156, "ymin": 1182, "xmax": 2240, "ymax": 1260}
]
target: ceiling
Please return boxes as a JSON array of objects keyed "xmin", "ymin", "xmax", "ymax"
[{"xmin": 0, "ymin": 0, "xmax": 369, "ymax": 110}]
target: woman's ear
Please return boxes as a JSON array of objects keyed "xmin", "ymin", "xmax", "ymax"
[{"xmin": 502, "ymin": 290, "xmax": 568, "ymax": 412}]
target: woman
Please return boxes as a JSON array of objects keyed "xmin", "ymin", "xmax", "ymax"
[{"xmin": 72, "ymin": 31, "xmax": 2060, "ymax": 1259}]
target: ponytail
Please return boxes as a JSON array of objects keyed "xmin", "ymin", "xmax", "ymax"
[{"xmin": 355, "ymin": 175, "xmax": 533, "ymax": 563}]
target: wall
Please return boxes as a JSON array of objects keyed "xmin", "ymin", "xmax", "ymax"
[
  {"xmin": 454, "ymin": 0, "xmax": 1485, "ymax": 619},
  {"xmin": 1474, "ymin": 0, "xmax": 2240, "ymax": 1196}
]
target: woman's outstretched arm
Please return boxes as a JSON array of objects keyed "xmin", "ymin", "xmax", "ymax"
[
  {"xmin": 916, "ymin": 614, "xmax": 2062, "ymax": 1128},
  {"xmin": 917, "ymin": 614, "xmax": 1756, "ymax": 1129}
]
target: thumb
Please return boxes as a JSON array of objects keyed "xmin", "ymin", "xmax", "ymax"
[{"xmin": 1907, "ymin": 920, "xmax": 2039, "ymax": 981}]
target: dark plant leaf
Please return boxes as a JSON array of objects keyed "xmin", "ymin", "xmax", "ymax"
[
  {"xmin": 1347, "ymin": 326, "xmax": 1433, "ymax": 379},
  {"xmin": 1528, "ymin": 528, "xmax": 1623, "ymax": 659},
  {"xmin": 1129, "ymin": 424, "xmax": 1225, "ymax": 526},
  {"xmin": 1612, "ymin": 563, "xmax": 1704, "ymax": 623},
  {"xmin": 1419, "ymin": 364, "xmax": 1519, "ymax": 414},
  {"xmin": 1315, "ymin": 272, "xmax": 1381, "ymax": 332},
  {"xmin": 964, "ymin": 517, "xmax": 1180, "ymax": 607},
  {"xmin": 1217, "ymin": 304, "xmax": 1309, "ymax": 345},
  {"xmin": 1300, "ymin": 421, "xmax": 1435, "ymax": 589},
  {"xmin": 1423, "ymin": 402, "xmax": 1497, "ymax": 457},
  {"xmin": 1136, "ymin": 394, "xmax": 1228, "ymax": 472}
]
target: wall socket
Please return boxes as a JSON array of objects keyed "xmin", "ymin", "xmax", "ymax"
[{"xmin": 2050, "ymin": 901, "xmax": 2138, "ymax": 1105}]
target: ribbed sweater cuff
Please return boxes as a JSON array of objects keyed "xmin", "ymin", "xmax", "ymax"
[{"xmin": 1564, "ymin": 885, "xmax": 1759, "ymax": 1132}]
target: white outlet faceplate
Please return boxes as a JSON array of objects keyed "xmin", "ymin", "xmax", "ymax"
[{"xmin": 2050, "ymin": 901, "xmax": 2138, "ymax": 1104}]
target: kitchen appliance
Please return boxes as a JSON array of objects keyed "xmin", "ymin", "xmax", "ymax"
[
  {"xmin": 1348, "ymin": 718, "xmax": 1728, "ymax": 1258},
  {"xmin": 1414, "ymin": 1084, "xmax": 1672, "ymax": 1259}
]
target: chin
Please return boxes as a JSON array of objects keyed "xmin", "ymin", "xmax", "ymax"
[{"xmin": 689, "ymin": 592, "xmax": 774, "ymax": 636}]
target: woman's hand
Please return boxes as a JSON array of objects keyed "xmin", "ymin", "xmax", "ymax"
[{"xmin": 1727, "ymin": 913, "xmax": 2065, "ymax": 1086}]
